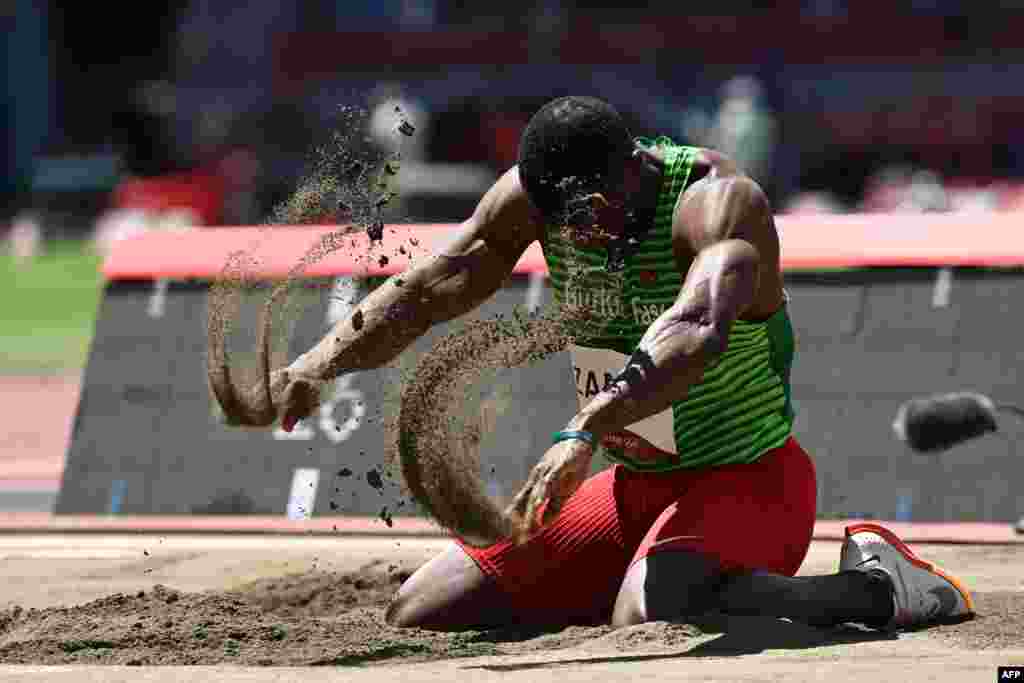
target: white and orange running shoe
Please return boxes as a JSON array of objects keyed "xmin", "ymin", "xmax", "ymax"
[{"xmin": 839, "ymin": 523, "xmax": 975, "ymax": 630}]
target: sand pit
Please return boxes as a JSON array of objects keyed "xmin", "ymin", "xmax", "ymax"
[{"xmin": 0, "ymin": 534, "xmax": 1020, "ymax": 670}]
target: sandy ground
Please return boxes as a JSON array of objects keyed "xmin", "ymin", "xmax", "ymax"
[
  {"xmin": 0, "ymin": 533, "xmax": 1020, "ymax": 682},
  {"xmin": 1, "ymin": 378, "xmax": 1022, "ymax": 679}
]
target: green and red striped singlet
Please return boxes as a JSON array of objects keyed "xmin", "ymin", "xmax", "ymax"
[{"xmin": 541, "ymin": 138, "xmax": 796, "ymax": 472}]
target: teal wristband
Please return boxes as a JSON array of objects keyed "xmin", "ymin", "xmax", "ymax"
[{"xmin": 552, "ymin": 430, "xmax": 595, "ymax": 446}]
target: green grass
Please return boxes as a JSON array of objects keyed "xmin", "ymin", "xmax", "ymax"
[{"xmin": 0, "ymin": 241, "xmax": 104, "ymax": 374}]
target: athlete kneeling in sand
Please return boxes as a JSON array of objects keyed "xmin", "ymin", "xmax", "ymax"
[{"xmin": 215, "ymin": 96, "xmax": 974, "ymax": 632}]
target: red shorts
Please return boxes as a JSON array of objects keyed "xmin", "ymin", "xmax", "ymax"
[{"xmin": 457, "ymin": 436, "xmax": 817, "ymax": 624}]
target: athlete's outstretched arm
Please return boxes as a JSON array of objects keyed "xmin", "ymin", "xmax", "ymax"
[
  {"xmin": 210, "ymin": 169, "xmax": 540, "ymax": 428},
  {"xmin": 290, "ymin": 187, "xmax": 537, "ymax": 381},
  {"xmin": 565, "ymin": 174, "xmax": 770, "ymax": 441}
]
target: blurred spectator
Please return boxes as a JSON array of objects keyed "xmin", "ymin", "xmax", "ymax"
[
  {"xmin": 781, "ymin": 191, "xmax": 845, "ymax": 215},
  {"xmin": 369, "ymin": 83, "xmax": 430, "ymax": 164},
  {"xmin": 859, "ymin": 164, "xmax": 1024, "ymax": 215},
  {"xmin": 481, "ymin": 108, "xmax": 530, "ymax": 172},
  {"xmin": 31, "ymin": 0, "xmax": 1024, "ymax": 233},
  {"xmin": 999, "ymin": 184, "xmax": 1024, "ymax": 213},
  {"xmin": 680, "ymin": 106, "xmax": 711, "ymax": 148},
  {"xmin": 945, "ymin": 179, "xmax": 1001, "ymax": 214},
  {"xmin": 101, "ymin": 81, "xmax": 227, "ymax": 229},
  {"xmin": 215, "ymin": 145, "xmax": 263, "ymax": 225},
  {"xmin": 708, "ymin": 76, "xmax": 777, "ymax": 185},
  {"xmin": 400, "ymin": 0, "xmax": 437, "ymax": 29},
  {"xmin": 860, "ymin": 165, "xmax": 914, "ymax": 213},
  {"xmin": 6, "ymin": 213, "xmax": 43, "ymax": 265},
  {"xmin": 528, "ymin": 0, "xmax": 568, "ymax": 60},
  {"xmin": 90, "ymin": 77, "xmax": 231, "ymax": 252},
  {"xmin": 801, "ymin": 0, "xmax": 849, "ymax": 17},
  {"xmin": 860, "ymin": 166, "xmax": 951, "ymax": 214},
  {"xmin": 368, "ymin": 83, "xmax": 432, "ymax": 219},
  {"xmin": 112, "ymin": 79, "xmax": 187, "ymax": 180},
  {"xmin": 900, "ymin": 169, "xmax": 950, "ymax": 213},
  {"xmin": 427, "ymin": 98, "xmax": 487, "ymax": 165},
  {"xmin": 175, "ymin": 1, "xmax": 295, "ymax": 85}
]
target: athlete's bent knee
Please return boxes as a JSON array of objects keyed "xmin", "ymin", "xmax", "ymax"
[
  {"xmin": 382, "ymin": 543, "xmax": 503, "ymax": 631},
  {"xmin": 612, "ymin": 550, "xmax": 722, "ymax": 628},
  {"xmin": 611, "ymin": 593, "xmax": 647, "ymax": 628},
  {"xmin": 384, "ymin": 589, "xmax": 418, "ymax": 628}
]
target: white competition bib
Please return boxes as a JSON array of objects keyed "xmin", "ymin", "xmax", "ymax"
[{"xmin": 569, "ymin": 344, "xmax": 678, "ymax": 457}]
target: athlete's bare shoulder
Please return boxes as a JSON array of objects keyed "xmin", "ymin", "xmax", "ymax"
[
  {"xmin": 439, "ymin": 166, "xmax": 544, "ymax": 261},
  {"xmin": 463, "ymin": 167, "xmax": 545, "ymax": 245},
  {"xmin": 688, "ymin": 147, "xmax": 741, "ymax": 181},
  {"xmin": 671, "ymin": 148, "xmax": 784, "ymax": 317},
  {"xmin": 673, "ymin": 148, "xmax": 777, "ymax": 255}
]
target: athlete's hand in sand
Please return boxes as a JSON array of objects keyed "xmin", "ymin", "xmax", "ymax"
[
  {"xmin": 507, "ymin": 438, "xmax": 593, "ymax": 543},
  {"xmin": 221, "ymin": 367, "xmax": 323, "ymax": 431},
  {"xmin": 268, "ymin": 368, "xmax": 324, "ymax": 433}
]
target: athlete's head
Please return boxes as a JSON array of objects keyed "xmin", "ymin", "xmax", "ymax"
[{"xmin": 518, "ymin": 96, "xmax": 637, "ymax": 244}]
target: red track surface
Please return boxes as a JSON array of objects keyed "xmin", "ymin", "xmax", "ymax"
[{"xmin": 0, "ymin": 375, "xmax": 76, "ymax": 489}]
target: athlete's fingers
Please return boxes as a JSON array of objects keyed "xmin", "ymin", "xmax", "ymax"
[
  {"xmin": 508, "ymin": 475, "xmax": 533, "ymax": 520},
  {"xmin": 506, "ymin": 472, "xmax": 537, "ymax": 542},
  {"xmin": 512, "ymin": 485, "xmax": 537, "ymax": 540},
  {"xmin": 508, "ymin": 488, "xmax": 530, "ymax": 524},
  {"xmin": 524, "ymin": 473, "xmax": 552, "ymax": 538},
  {"xmin": 506, "ymin": 495, "xmax": 529, "ymax": 543},
  {"xmin": 279, "ymin": 378, "xmax": 320, "ymax": 432},
  {"xmin": 541, "ymin": 489, "xmax": 562, "ymax": 526},
  {"xmin": 541, "ymin": 469, "xmax": 576, "ymax": 527},
  {"xmin": 511, "ymin": 460, "xmax": 545, "ymax": 518}
]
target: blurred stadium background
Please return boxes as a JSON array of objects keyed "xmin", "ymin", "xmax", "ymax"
[{"xmin": 3, "ymin": 1, "xmax": 1024, "ymax": 531}]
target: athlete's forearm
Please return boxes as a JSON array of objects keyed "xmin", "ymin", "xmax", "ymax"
[
  {"xmin": 288, "ymin": 247, "xmax": 514, "ymax": 381},
  {"xmin": 288, "ymin": 272, "xmax": 431, "ymax": 381},
  {"xmin": 565, "ymin": 313, "xmax": 716, "ymax": 441},
  {"xmin": 567, "ymin": 240, "xmax": 759, "ymax": 439}
]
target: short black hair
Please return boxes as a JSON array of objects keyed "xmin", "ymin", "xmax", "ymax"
[{"xmin": 517, "ymin": 96, "xmax": 633, "ymax": 218}]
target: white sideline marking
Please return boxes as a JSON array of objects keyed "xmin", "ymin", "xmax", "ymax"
[
  {"xmin": 525, "ymin": 271, "xmax": 545, "ymax": 313},
  {"xmin": 144, "ymin": 211, "xmax": 195, "ymax": 319},
  {"xmin": 932, "ymin": 266, "xmax": 953, "ymax": 308},
  {"xmin": 146, "ymin": 279, "xmax": 170, "ymax": 318},
  {"xmin": 0, "ymin": 549, "xmax": 137, "ymax": 560},
  {"xmin": 286, "ymin": 468, "xmax": 320, "ymax": 520}
]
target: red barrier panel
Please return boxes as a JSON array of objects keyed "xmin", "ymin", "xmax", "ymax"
[{"xmin": 101, "ymin": 212, "xmax": 1024, "ymax": 281}]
